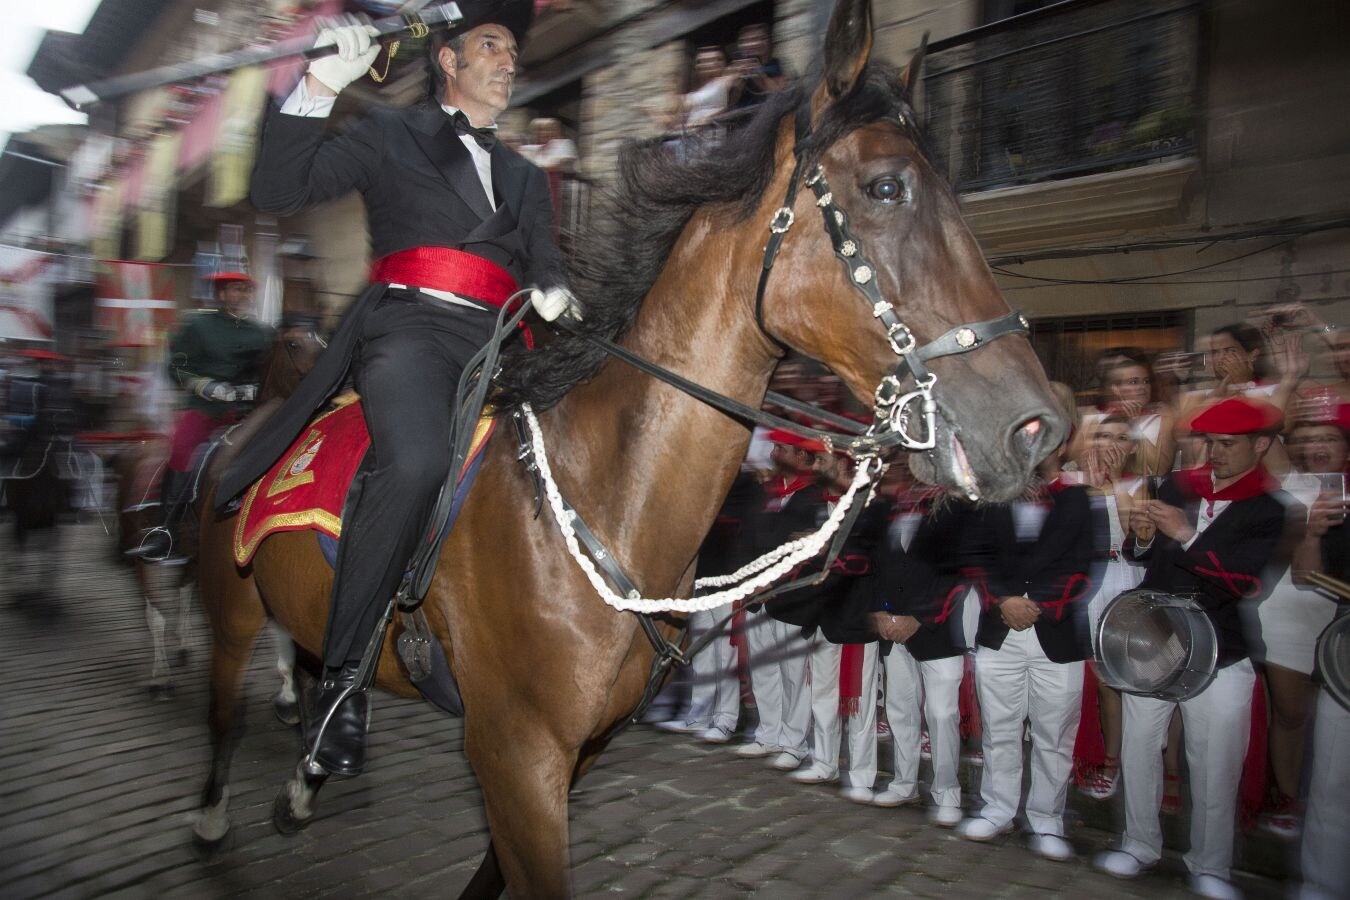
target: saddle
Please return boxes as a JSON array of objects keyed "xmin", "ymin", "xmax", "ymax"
[{"xmin": 232, "ymin": 391, "xmax": 496, "ymax": 568}]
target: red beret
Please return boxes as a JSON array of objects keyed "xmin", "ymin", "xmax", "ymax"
[
  {"xmin": 18, "ymin": 348, "xmax": 67, "ymax": 361},
  {"xmin": 206, "ymin": 271, "xmax": 252, "ymax": 285},
  {"xmin": 767, "ymin": 428, "xmax": 825, "ymax": 454},
  {"xmin": 1190, "ymin": 396, "xmax": 1284, "ymax": 435}
]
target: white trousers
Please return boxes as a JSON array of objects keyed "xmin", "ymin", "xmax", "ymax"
[
  {"xmin": 1298, "ymin": 689, "xmax": 1349, "ymax": 899},
  {"xmin": 804, "ymin": 634, "xmax": 879, "ymax": 787},
  {"xmin": 1120, "ymin": 658, "xmax": 1254, "ymax": 880},
  {"xmin": 684, "ymin": 608, "xmax": 740, "ymax": 730},
  {"xmin": 883, "ymin": 648, "xmax": 964, "ymax": 809},
  {"xmin": 742, "ymin": 608, "xmax": 810, "ymax": 755},
  {"xmin": 974, "ymin": 627, "xmax": 1083, "ymax": 835}
]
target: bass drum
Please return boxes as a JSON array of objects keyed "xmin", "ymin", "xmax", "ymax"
[
  {"xmin": 1094, "ymin": 589, "xmax": 1218, "ymax": 702},
  {"xmin": 1314, "ymin": 607, "xmax": 1350, "ymax": 713}
]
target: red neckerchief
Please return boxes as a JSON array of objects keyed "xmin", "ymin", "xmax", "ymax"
[
  {"xmin": 766, "ymin": 473, "xmax": 813, "ymax": 499},
  {"xmin": 1174, "ymin": 464, "xmax": 1276, "ymax": 516}
]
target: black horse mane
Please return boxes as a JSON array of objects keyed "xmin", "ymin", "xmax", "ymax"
[{"xmin": 494, "ymin": 63, "xmax": 918, "ymax": 411}]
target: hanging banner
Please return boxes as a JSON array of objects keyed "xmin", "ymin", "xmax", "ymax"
[
  {"xmin": 135, "ymin": 131, "xmax": 183, "ymax": 261},
  {"xmin": 208, "ymin": 66, "xmax": 267, "ymax": 208},
  {"xmin": 94, "ymin": 260, "xmax": 178, "ymax": 347},
  {"xmin": 0, "ymin": 246, "xmax": 57, "ymax": 341}
]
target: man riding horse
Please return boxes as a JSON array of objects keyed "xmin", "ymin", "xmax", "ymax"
[
  {"xmin": 214, "ymin": 0, "xmax": 578, "ymax": 778},
  {"xmin": 129, "ymin": 270, "xmax": 270, "ymax": 563}
]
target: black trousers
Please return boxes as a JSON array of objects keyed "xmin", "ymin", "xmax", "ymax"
[{"xmin": 323, "ymin": 293, "xmax": 495, "ymax": 668}]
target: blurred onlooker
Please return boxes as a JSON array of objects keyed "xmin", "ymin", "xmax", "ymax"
[
  {"xmin": 1175, "ymin": 323, "xmax": 1298, "ymax": 475},
  {"xmin": 519, "ymin": 117, "xmax": 578, "ymax": 173},
  {"xmin": 1074, "ymin": 414, "xmax": 1146, "ymax": 801},
  {"xmin": 729, "ymin": 24, "xmax": 788, "ymax": 112},
  {"xmin": 735, "ymin": 430, "xmax": 823, "ymax": 770},
  {"xmin": 957, "ymin": 415, "xmax": 1095, "ymax": 862},
  {"xmin": 1245, "ymin": 408, "xmax": 1345, "ymax": 837},
  {"xmin": 1289, "ymin": 424, "xmax": 1349, "ymax": 900},
  {"xmin": 870, "ymin": 486, "xmax": 971, "ymax": 825},
  {"xmin": 679, "ymin": 45, "xmax": 737, "ymax": 131},
  {"xmin": 1079, "ymin": 348, "xmax": 1175, "ymax": 475}
]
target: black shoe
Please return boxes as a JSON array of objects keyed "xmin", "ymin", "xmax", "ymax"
[
  {"xmin": 125, "ymin": 527, "xmax": 186, "ymax": 564},
  {"xmin": 307, "ymin": 663, "xmax": 369, "ymax": 776}
]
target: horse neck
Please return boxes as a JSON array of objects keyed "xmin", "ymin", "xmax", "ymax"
[
  {"xmin": 259, "ymin": 342, "xmax": 298, "ymax": 401},
  {"xmin": 543, "ymin": 209, "xmax": 781, "ymax": 591}
]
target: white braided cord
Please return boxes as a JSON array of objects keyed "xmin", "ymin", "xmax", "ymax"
[{"xmin": 521, "ymin": 403, "xmax": 881, "ymax": 613}]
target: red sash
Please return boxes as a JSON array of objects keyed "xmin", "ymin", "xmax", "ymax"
[{"xmin": 371, "ymin": 247, "xmax": 518, "ymax": 307}]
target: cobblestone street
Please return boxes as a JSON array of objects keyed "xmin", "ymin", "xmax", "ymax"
[{"xmin": 1, "ymin": 523, "xmax": 1288, "ymax": 898}]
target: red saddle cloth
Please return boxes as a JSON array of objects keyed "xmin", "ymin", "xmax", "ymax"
[{"xmin": 232, "ymin": 393, "xmax": 495, "ymax": 566}]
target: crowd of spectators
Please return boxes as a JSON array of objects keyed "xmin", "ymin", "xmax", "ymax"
[{"xmin": 651, "ymin": 307, "xmax": 1348, "ymax": 900}]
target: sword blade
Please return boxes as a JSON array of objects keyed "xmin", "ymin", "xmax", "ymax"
[{"xmin": 60, "ymin": 2, "xmax": 462, "ymax": 110}]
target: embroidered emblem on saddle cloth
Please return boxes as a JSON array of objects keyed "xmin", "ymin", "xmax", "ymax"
[{"xmin": 233, "ymin": 392, "xmax": 496, "ymax": 566}]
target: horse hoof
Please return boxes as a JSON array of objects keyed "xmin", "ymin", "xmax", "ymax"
[
  {"xmin": 189, "ymin": 826, "xmax": 233, "ymax": 860},
  {"xmin": 174, "ymin": 648, "xmax": 189, "ymax": 668},
  {"xmin": 147, "ymin": 682, "xmax": 175, "ymax": 701},
  {"xmin": 272, "ymin": 697, "xmax": 301, "ymax": 728},
  {"xmin": 272, "ymin": 791, "xmax": 313, "ymax": 835}
]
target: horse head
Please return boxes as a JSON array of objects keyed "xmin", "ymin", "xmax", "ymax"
[
  {"xmin": 754, "ymin": 0, "xmax": 1066, "ymax": 502},
  {"xmin": 259, "ymin": 319, "xmax": 327, "ymax": 402}
]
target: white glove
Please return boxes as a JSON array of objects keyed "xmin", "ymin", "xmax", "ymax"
[
  {"xmin": 531, "ymin": 287, "xmax": 583, "ymax": 323},
  {"xmin": 308, "ymin": 21, "xmax": 381, "ymax": 94},
  {"xmin": 197, "ymin": 380, "xmax": 239, "ymax": 403},
  {"xmin": 237, "ymin": 384, "xmax": 259, "ymax": 402}
]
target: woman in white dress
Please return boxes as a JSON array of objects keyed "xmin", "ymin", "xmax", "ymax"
[
  {"xmin": 1077, "ymin": 415, "xmax": 1147, "ymax": 799},
  {"xmin": 1247, "ymin": 414, "xmax": 1346, "ymax": 836}
]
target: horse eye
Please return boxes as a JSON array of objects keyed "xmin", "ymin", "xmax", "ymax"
[{"xmin": 868, "ymin": 176, "xmax": 907, "ymax": 204}]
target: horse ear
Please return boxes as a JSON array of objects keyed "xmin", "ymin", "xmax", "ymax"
[
  {"xmin": 899, "ymin": 32, "xmax": 929, "ymax": 99},
  {"xmin": 822, "ymin": 0, "xmax": 873, "ymax": 100}
]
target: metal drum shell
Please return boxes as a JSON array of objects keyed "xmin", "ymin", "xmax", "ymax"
[
  {"xmin": 1093, "ymin": 589, "xmax": 1219, "ymax": 702},
  {"xmin": 1314, "ymin": 607, "xmax": 1350, "ymax": 713}
]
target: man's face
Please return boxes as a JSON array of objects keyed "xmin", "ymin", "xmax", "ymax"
[
  {"xmin": 770, "ymin": 443, "xmax": 811, "ymax": 475},
  {"xmin": 219, "ymin": 281, "xmax": 252, "ymax": 316},
  {"xmin": 442, "ymin": 25, "xmax": 518, "ymax": 121},
  {"xmin": 1206, "ymin": 432, "xmax": 1267, "ymax": 480}
]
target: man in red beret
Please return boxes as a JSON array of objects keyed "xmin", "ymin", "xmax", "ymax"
[{"xmin": 1095, "ymin": 395, "xmax": 1296, "ymax": 900}]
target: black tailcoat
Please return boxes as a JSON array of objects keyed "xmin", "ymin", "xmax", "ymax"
[
  {"xmin": 970, "ymin": 485, "xmax": 1095, "ymax": 664},
  {"xmin": 869, "ymin": 499, "xmax": 973, "ymax": 661},
  {"xmin": 217, "ymin": 101, "xmax": 564, "ymax": 505}
]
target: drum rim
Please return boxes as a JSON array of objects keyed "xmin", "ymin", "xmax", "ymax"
[
  {"xmin": 1314, "ymin": 609, "xmax": 1350, "ymax": 714},
  {"xmin": 1094, "ymin": 588, "xmax": 1219, "ymax": 701}
]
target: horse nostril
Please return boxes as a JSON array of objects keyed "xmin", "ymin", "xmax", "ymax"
[{"xmin": 1016, "ymin": 417, "xmax": 1043, "ymax": 452}]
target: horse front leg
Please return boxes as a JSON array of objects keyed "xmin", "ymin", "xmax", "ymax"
[
  {"xmin": 192, "ymin": 540, "xmax": 267, "ymax": 851},
  {"xmin": 466, "ymin": 726, "xmax": 575, "ymax": 899}
]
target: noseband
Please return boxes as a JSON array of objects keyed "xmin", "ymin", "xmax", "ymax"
[{"xmin": 753, "ymin": 104, "xmax": 1029, "ymax": 452}]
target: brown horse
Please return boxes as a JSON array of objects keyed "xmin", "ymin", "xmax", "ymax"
[
  {"xmin": 114, "ymin": 321, "xmax": 325, "ymax": 697},
  {"xmin": 192, "ymin": 2, "xmax": 1066, "ymax": 895}
]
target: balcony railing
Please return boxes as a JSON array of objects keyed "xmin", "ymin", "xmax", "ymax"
[{"xmin": 923, "ymin": 0, "xmax": 1200, "ymax": 194}]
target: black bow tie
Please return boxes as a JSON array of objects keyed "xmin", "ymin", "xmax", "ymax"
[{"xmin": 452, "ymin": 112, "xmax": 498, "ymax": 151}]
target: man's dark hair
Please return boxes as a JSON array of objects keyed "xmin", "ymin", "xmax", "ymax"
[{"xmin": 427, "ymin": 31, "xmax": 469, "ymax": 101}]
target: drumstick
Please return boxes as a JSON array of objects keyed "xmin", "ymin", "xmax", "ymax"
[{"xmin": 1306, "ymin": 571, "xmax": 1350, "ymax": 600}]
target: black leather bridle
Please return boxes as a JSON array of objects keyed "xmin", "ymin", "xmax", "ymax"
[{"xmin": 752, "ymin": 101, "xmax": 1030, "ymax": 453}]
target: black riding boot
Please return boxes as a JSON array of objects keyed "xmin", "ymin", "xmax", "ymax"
[
  {"xmin": 126, "ymin": 469, "xmax": 188, "ymax": 563},
  {"xmin": 306, "ymin": 662, "xmax": 369, "ymax": 776}
]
